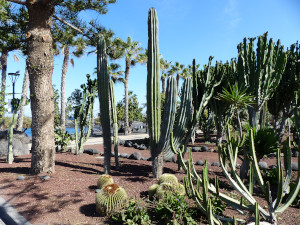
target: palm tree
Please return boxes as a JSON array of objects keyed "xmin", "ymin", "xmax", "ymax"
[
  {"xmin": 117, "ymin": 37, "xmax": 143, "ymax": 135},
  {"xmin": 160, "ymin": 58, "xmax": 172, "ymax": 94},
  {"xmin": 52, "ymin": 21, "xmax": 87, "ymax": 132},
  {"xmin": 171, "ymin": 62, "xmax": 185, "ymax": 91}
]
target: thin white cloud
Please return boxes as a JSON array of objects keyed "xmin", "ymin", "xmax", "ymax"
[{"xmin": 224, "ymin": 0, "xmax": 241, "ymax": 28}]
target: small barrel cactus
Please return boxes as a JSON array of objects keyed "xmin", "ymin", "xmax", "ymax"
[
  {"xmin": 155, "ymin": 182, "xmax": 185, "ymax": 199},
  {"xmin": 96, "ymin": 184, "xmax": 127, "ymax": 216},
  {"xmin": 97, "ymin": 174, "xmax": 114, "ymax": 189},
  {"xmin": 158, "ymin": 173, "xmax": 178, "ymax": 185},
  {"xmin": 148, "ymin": 183, "xmax": 159, "ymax": 198}
]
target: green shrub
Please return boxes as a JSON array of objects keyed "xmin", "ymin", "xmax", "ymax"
[
  {"xmin": 154, "ymin": 193, "xmax": 198, "ymax": 225},
  {"xmin": 54, "ymin": 128, "xmax": 73, "ymax": 152},
  {"xmin": 112, "ymin": 199, "xmax": 151, "ymax": 225}
]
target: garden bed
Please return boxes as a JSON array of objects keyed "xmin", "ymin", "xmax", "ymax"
[{"xmin": 0, "ymin": 136, "xmax": 299, "ymax": 224}]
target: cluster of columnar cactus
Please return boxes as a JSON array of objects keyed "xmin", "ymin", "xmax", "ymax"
[
  {"xmin": 74, "ymin": 74, "xmax": 97, "ymax": 155},
  {"xmin": 171, "ymin": 122, "xmax": 300, "ymax": 224}
]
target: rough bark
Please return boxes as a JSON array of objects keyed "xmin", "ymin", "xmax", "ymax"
[
  {"xmin": 60, "ymin": 45, "xmax": 69, "ymax": 132},
  {"xmin": 26, "ymin": 0, "xmax": 55, "ymax": 174},
  {"xmin": 124, "ymin": 57, "xmax": 130, "ymax": 135},
  {"xmin": 152, "ymin": 150, "xmax": 164, "ymax": 178},
  {"xmin": 1, "ymin": 49, "xmax": 8, "ymax": 94},
  {"xmin": 16, "ymin": 67, "xmax": 29, "ymax": 131},
  {"xmin": 0, "ymin": 49, "xmax": 8, "ymax": 129}
]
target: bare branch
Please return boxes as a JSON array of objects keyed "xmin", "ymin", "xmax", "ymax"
[
  {"xmin": 52, "ymin": 14, "xmax": 95, "ymax": 41},
  {"xmin": 7, "ymin": 0, "xmax": 26, "ymax": 5}
]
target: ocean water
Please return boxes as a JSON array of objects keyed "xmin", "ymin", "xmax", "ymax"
[{"xmin": 24, "ymin": 127, "xmax": 87, "ymax": 137}]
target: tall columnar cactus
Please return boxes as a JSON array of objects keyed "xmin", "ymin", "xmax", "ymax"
[
  {"xmin": 147, "ymin": 8, "xmax": 177, "ymax": 178},
  {"xmin": 74, "ymin": 74, "xmax": 97, "ymax": 154},
  {"xmin": 97, "ymin": 34, "xmax": 111, "ymax": 174},
  {"xmin": 109, "ymin": 80, "xmax": 119, "ymax": 170},
  {"xmin": 237, "ymin": 32, "xmax": 287, "ymax": 127}
]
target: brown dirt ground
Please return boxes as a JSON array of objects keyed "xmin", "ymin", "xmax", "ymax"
[{"xmin": 0, "ymin": 136, "xmax": 299, "ymax": 225}]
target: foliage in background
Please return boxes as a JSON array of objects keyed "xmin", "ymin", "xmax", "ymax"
[
  {"xmin": 54, "ymin": 128, "xmax": 73, "ymax": 152},
  {"xmin": 116, "ymin": 91, "xmax": 144, "ymax": 126},
  {"xmin": 199, "ymin": 108, "xmax": 215, "ymax": 141}
]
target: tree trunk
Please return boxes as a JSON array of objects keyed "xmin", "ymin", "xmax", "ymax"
[
  {"xmin": 152, "ymin": 149, "xmax": 164, "ymax": 178},
  {"xmin": 1, "ymin": 49, "xmax": 8, "ymax": 94},
  {"xmin": 176, "ymin": 73, "xmax": 180, "ymax": 92},
  {"xmin": 161, "ymin": 76, "xmax": 166, "ymax": 94},
  {"xmin": 0, "ymin": 49, "xmax": 8, "ymax": 129},
  {"xmin": 16, "ymin": 67, "xmax": 29, "ymax": 131},
  {"xmin": 26, "ymin": 1, "xmax": 55, "ymax": 174},
  {"xmin": 124, "ymin": 58, "xmax": 130, "ymax": 135},
  {"xmin": 60, "ymin": 45, "xmax": 69, "ymax": 132}
]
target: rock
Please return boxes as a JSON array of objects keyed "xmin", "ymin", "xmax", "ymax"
[
  {"xmin": 292, "ymin": 150, "xmax": 299, "ymax": 157},
  {"xmin": 165, "ymin": 155, "xmax": 176, "ymax": 163},
  {"xmin": 95, "ymin": 189, "xmax": 101, "ymax": 193},
  {"xmin": 147, "ymin": 157, "xmax": 152, "ymax": 161},
  {"xmin": 118, "ymin": 139, "xmax": 125, "ymax": 146},
  {"xmin": 269, "ymin": 165, "xmax": 277, "ymax": 170},
  {"xmin": 124, "ymin": 141, "xmax": 132, "ymax": 147},
  {"xmin": 41, "ymin": 175, "xmax": 50, "ymax": 181},
  {"xmin": 133, "ymin": 143, "xmax": 139, "ymax": 149},
  {"xmin": 111, "ymin": 152, "xmax": 115, "ymax": 157},
  {"xmin": 258, "ymin": 161, "xmax": 268, "ymax": 169},
  {"xmin": 17, "ymin": 175, "xmax": 25, "ymax": 180},
  {"xmin": 211, "ymin": 161, "xmax": 220, "ymax": 167},
  {"xmin": 140, "ymin": 157, "xmax": 148, "ymax": 161},
  {"xmin": 268, "ymin": 153, "xmax": 277, "ymax": 158},
  {"xmin": 191, "ymin": 147, "xmax": 201, "ymax": 152},
  {"xmin": 201, "ymin": 146, "xmax": 208, "ymax": 152},
  {"xmin": 120, "ymin": 153, "xmax": 129, "ymax": 158},
  {"xmin": 292, "ymin": 162, "xmax": 298, "ymax": 171},
  {"xmin": 83, "ymin": 148, "xmax": 99, "ymax": 155},
  {"xmin": 195, "ymin": 160, "xmax": 204, "ymax": 166},
  {"xmin": 0, "ymin": 130, "xmax": 30, "ymax": 157},
  {"xmin": 138, "ymin": 144, "xmax": 147, "ymax": 150},
  {"xmin": 129, "ymin": 152, "xmax": 142, "ymax": 160},
  {"xmin": 210, "ymin": 149, "xmax": 216, "ymax": 153}
]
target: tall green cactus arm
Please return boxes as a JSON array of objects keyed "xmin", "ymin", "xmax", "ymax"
[
  {"xmin": 158, "ymin": 76, "xmax": 177, "ymax": 151},
  {"xmin": 110, "ymin": 80, "xmax": 119, "ymax": 170},
  {"xmin": 97, "ymin": 34, "xmax": 112, "ymax": 174},
  {"xmin": 147, "ymin": 7, "xmax": 161, "ymax": 150},
  {"xmin": 164, "ymin": 76, "xmax": 192, "ymax": 160}
]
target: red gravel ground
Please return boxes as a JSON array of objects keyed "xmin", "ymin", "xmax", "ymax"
[{"xmin": 0, "ymin": 137, "xmax": 299, "ymax": 224}]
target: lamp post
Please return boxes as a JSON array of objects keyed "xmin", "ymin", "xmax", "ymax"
[
  {"xmin": 7, "ymin": 71, "xmax": 20, "ymax": 164},
  {"xmin": 8, "ymin": 70, "xmax": 20, "ymax": 99}
]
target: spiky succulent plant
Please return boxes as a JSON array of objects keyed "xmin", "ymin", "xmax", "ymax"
[
  {"xmin": 97, "ymin": 174, "xmax": 114, "ymax": 189},
  {"xmin": 96, "ymin": 184, "xmax": 127, "ymax": 216}
]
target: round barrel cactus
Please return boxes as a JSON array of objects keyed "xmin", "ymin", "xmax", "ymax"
[
  {"xmin": 96, "ymin": 184, "xmax": 127, "ymax": 216},
  {"xmin": 97, "ymin": 174, "xmax": 114, "ymax": 189},
  {"xmin": 158, "ymin": 173, "xmax": 178, "ymax": 185}
]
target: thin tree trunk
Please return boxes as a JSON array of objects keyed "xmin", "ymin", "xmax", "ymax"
[
  {"xmin": 27, "ymin": 1, "xmax": 55, "ymax": 174},
  {"xmin": 60, "ymin": 45, "xmax": 69, "ymax": 132},
  {"xmin": 124, "ymin": 58, "xmax": 130, "ymax": 135},
  {"xmin": 0, "ymin": 49, "xmax": 8, "ymax": 129},
  {"xmin": 16, "ymin": 67, "xmax": 29, "ymax": 131},
  {"xmin": 161, "ymin": 76, "xmax": 166, "ymax": 94},
  {"xmin": 1, "ymin": 49, "xmax": 8, "ymax": 94},
  {"xmin": 176, "ymin": 73, "xmax": 180, "ymax": 92}
]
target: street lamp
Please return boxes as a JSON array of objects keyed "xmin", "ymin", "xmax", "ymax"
[{"xmin": 8, "ymin": 70, "xmax": 20, "ymax": 100}]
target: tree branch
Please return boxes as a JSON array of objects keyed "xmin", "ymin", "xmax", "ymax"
[
  {"xmin": 52, "ymin": 14, "xmax": 95, "ymax": 41},
  {"xmin": 7, "ymin": 0, "xmax": 26, "ymax": 5}
]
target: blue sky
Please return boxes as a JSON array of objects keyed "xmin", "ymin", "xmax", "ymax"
[{"xmin": 5, "ymin": 0, "xmax": 300, "ymax": 117}]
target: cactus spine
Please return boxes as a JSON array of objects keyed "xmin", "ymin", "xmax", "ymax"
[
  {"xmin": 110, "ymin": 80, "xmax": 119, "ymax": 170},
  {"xmin": 97, "ymin": 34, "xmax": 111, "ymax": 174}
]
